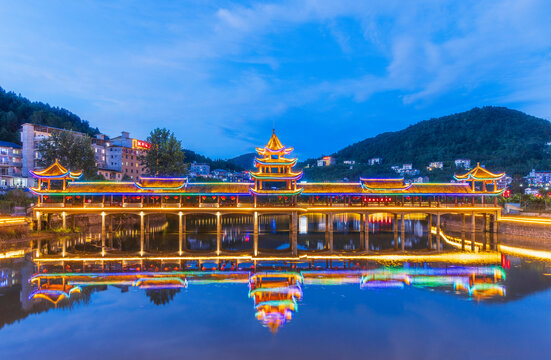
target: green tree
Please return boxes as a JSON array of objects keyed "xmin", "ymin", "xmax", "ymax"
[
  {"xmin": 140, "ymin": 128, "xmax": 186, "ymax": 176},
  {"xmin": 37, "ymin": 131, "xmax": 98, "ymax": 178}
]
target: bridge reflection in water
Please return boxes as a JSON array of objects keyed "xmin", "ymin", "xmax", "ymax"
[{"xmin": 30, "ymin": 256, "xmax": 506, "ymax": 333}]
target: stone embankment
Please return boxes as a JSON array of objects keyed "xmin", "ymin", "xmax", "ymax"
[{"xmin": 442, "ymin": 214, "xmax": 551, "ymax": 250}]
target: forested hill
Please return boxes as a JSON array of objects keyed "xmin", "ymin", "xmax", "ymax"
[
  {"xmin": 0, "ymin": 87, "xmax": 100, "ymax": 144},
  {"xmin": 183, "ymin": 149, "xmax": 244, "ymax": 172},
  {"xmin": 304, "ymin": 107, "xmax": 551, "ymax": 180}
]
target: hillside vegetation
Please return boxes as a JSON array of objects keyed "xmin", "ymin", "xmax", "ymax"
[
  {"xmin": 302, "ymin": 107, "xmax": 551, "ymax": 181},
  {"xmin": 0, "ymin": 87, "xmax": 100, "ymax": 144}
]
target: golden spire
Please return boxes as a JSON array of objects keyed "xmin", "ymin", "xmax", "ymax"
[{"xmin": 266, "ymin": 129, "xmax": 285, "ymax": 151}]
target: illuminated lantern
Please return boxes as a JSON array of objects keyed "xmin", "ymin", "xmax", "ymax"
[
  {"xmin": 187, "ymin": 196, "xmax": 191, "ymax": 199},
  {"xmin": 284, "ymin": 196, "xmax": 288, "ymax": 200},
  {"xmin": 202, "ymin": 196, "xmax": 206, "ymax": 200},
  {"xmin": 165, "ymin": 196, "xmax": 169, "ymax": 200},
  {"xmin": 230, "ymin": 196, "xmax": 235, "ymax": 200},
  {"xmin": 221, "ymin": 196, "xmax": 226, "ymax": 200},
  {"xmin": 174, "ymin": 196, "xmax": 178, "ymax": 199},
  {"xmin": 315, "ymin": 196, "xmax": 319, "ymax": 200},
  {"xmin": 278, "ymin": 196, "xmax": 282, "ymax": 200},
  {"xmin": 212, "ymin": 196, "xmax": 216, "ymax": 200}
]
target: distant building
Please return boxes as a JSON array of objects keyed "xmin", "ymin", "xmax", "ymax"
[
  {"xmin": 106, "ymin": 131, "xmax": 150, "ymax": 181},
  {"xmin": 427, "ymin": 161, "xmax": 443, "ymax": 171},
  {"xmin": 97, "ymin": 168, "xmax": 122, "ymax": 181},
  {"xmin": 455, "ymin": 159, "xmax": 471, "ymax": 169},
  {"xmin": 0, "ymin": 141, "xmax": 26, "ymax": 189},
  {"xmin": 20, "ymin": 123, "xmax": 88, "ymax": 177},
  {"xmin": 411, "ymin": 176, "xmax": 429, "ymax": 184},
  {"xmin": 317, "ymin": 156, "xmax": 335, "ymax": 167},
  {"xmin": 497, "ymin": 175, "xmax": 512, "ymax": 190},
  {"xmin": 190, "ymin": 163, "xmax": 210, "ymax": 176},
  {"xmin": 368, "ymin": 157, "xmax": 382, "ymax": 166},
  {"xmin": 21, "ymin": 124, "xmax": 150, "ymax": 182},
  {"xmin": 391, "ymin": 164, "xmax": 419, "ymax": 177},
  {"xmin": 524, "ymin": 187, "xmax": 540, "ymax": 195},
  {"xmin": 343, "ymin": 160, "xmax": 355, "ymax": 165},
  {"xmin": 93, "ymin": 134, "xmax": 109, "ymax": 169},
  {"xmin": 525, "ymin": 169, "xmax": 551, "ymax": 188}
]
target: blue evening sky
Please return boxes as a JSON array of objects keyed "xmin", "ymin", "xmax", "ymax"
[{"xmin": 1, "ymin": 1, "xmax": 550, "ymax": 159}]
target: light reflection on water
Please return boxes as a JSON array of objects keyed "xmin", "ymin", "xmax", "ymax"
[{"xmin": 1, "ymin": 215, "xmax": 551, "ymax": 359}]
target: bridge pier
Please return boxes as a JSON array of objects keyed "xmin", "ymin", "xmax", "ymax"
[
  {"xmin": 109, "ymin": 215, "xmax": 113, "ymax": 248},
  {"xmin": 401, "ymin": 214, "xmax": 405, "ymax": 251},
  {"xmin": 140, "ymin": 212, "xmax": 144, "ymax": 256},
  {"xmin": 428, "ymin": 214, "xmax": 433, "ymax": 250},
  {"xmin": 178, "ymin": 212, "xmax": 184, "ymax": 255},
  {"xmin": 216, "ymin": 212, "xmax": 222, "ymax": 256},
  {"xmin": 62, "ymin": 212, "xmax": 66, "ymax": 230},
  {"xmin": 461, "ymin": 214, "xmax": 466, "ymax": 250},
  {"xmin": 326, "ymin": 214, "xmax": 334, "ymax": 251},
  {"xmin": 290, "ymin": 212, "xmax": 298, "ymax": 256},
  {"xmin": 101, "ymin": 212, "xmax": 106, "ymax": 256},
  {"xmin": 36, "ymin": 211, "xmax": 41, "ymax": 232},
  {"xmin": 393, "ymin": 214, "xmax": 398, "ymax": 250},
  {"xmin": 471, "ymin": 212, "xmax": 476, "ymax": 251},
  {"xmin": 253, "ymin": 212, "xmax": 258, "ymax": 256},
  {"xmin": 436, "ymin": 213, "xmax": 441, "ymax": 251}
]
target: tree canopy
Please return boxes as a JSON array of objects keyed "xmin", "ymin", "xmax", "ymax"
[
  {"xmin": 0, "ymin": 87, "xmax": 99, "ymax": 144},
  {"xmin": 140, "ymin": 128, "xmax": 186, "ymax": 176},
  {"xmin": 37, "ymin": 131, "xmax": 98, "ymax": 179},
  {"xmin": 301, "ymin": 107, "xmax": 551, "ymax": 181}
]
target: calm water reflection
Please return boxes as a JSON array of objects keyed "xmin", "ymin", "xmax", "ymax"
[{"xmin": 1, "ymin": 215, "xmax": 551, "ymax": 359}]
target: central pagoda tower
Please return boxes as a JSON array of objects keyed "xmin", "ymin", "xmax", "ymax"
[{"xmin": 250, "ymin": 130, "xmax": 303, "ymax": 199}]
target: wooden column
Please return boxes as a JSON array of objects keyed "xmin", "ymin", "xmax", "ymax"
[{"xmin": 36, "ymin": 211, "xmax": 41, "ymax": 231}]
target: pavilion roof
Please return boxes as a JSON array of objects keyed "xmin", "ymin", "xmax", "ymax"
[
  {"xmin": 454, "ymin": 163, "xmax": 505, "ymax": 181},
  {"xmin": 136, "ymin": 177, "xmax": 187, "ymax": 189},
  {"xmin": 255, "ymin": 130, "xmax": 294, "ymax": 156},
  {"xmin": 360, "ymin": 178, "xmax": 410, "ymax": 191},
  {"xmin": 29, "ymin": 160, "xmax": 83, "ymax": 179}
]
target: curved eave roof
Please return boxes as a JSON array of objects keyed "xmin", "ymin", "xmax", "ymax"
[
  {"xmin": 301, "ymin": 183, "xmax": 364, "ymax": 195},
  {"xmin": 29, "ymin": 160, "xmax": 83, "ymax": 179},
  {"xmin": 360, "ymin": 178, "xmax": 409, "ymax": 191},
  {"xmin": 136, "ymin": 177, "xmax": 188, "ymax": 190},
  {"xmin": 255, "ymin": 157, "xmax": 297, "ymax": 166},
  {"xmin": 255, "ymin": 147, "xmax": 293, "ymax": 156},
  {"xmin": 454, "ymin": 164, "xmax": 505, "ymax": 181},
  {"xmin": 249, "ymin": 188, "xmax": 303, "ymax": 196},
  {"xmin": 250, "ymin": 171, "xmax": 303, "ymax": 181},
  {"xmin": 31, "ymin": 182, "xmax": 252, "ymax": 195}
]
